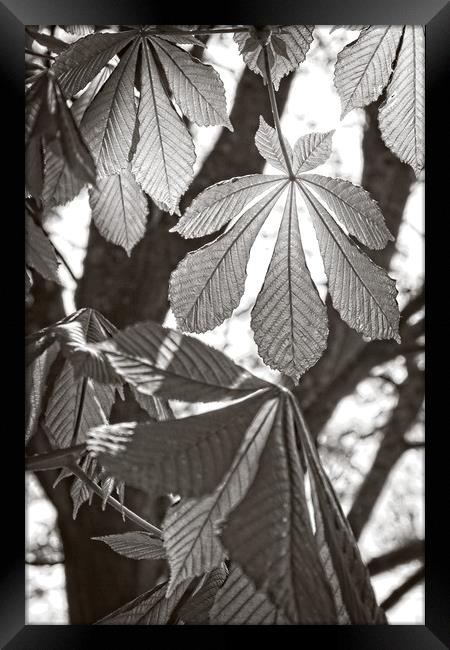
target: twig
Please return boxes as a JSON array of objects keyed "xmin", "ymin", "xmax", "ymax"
[
  {"xmin": 404, "ymin": 440, "xmax": 425, "ymax": 450},
  {"xmin": 262, "ymin": 41, "xmax": 295, "ymax": 179},
  {"xmin": 25, "ymin": 443, "xmax": 162, "ymax": 536},
  {"xmin": 26, "ymin": 557, "xmax": 64, "ymax": 566},
  {"xmin": 26, "ymin": 444, "xmax": 86, "ymax": 471},
  {"xmin": 380, "ymin": 565, "xmax": 424, "ymax": 611},
  {"xmin": 367, "ymin": 539, "xmax": 424, "ymax": 576},
  {"xmin": 68, "ymin": 462, "xmax": 162, "ymax": 537}
]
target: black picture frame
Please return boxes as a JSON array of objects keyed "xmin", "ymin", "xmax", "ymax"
[{"xmin": 3, "ymin": 1, "xmax": 447, "ymax": 647}]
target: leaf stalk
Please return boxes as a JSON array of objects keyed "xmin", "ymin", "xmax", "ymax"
[
  {"xmin": 69, "ymin": 462, "xmax": 162, "ymax": 537},
  {"xmin": 262, "ymin": 43, "xmax": 295, "ymax": 179}
]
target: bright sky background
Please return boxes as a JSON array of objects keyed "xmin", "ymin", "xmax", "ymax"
[{"xmin": 27, "ymin": 27, "xmax": 424, "ymax": 624}]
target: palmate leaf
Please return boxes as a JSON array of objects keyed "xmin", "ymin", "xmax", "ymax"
[
  {"xmin": 234, "ymin": 26, "xmax": 314, "ymax": 90},
  {"xmin": 42, "ymin": 146, "xmax": 86, "ymax": 209},
  {"xmin": 210, "ymin": 564, "xmax": 286, "ymax": 625},
  {"xmin": 53, "ymin": 30, "xmax": 137, "ymax": 97},
  {"xmin": 255, "ymin": 117, "xmax": 292, "ymax": 172},
  {"xmin": 299, "ymin": 184, "xmax": 400, "ymax": 342},
  {"xmin": 26, "ymin": 71, "xmax": 96, "ymax": 192},
  {"xmin": 27, "ymin": 307, "xmax": 163, "ymax": 519},
  {"xmin": 45, "ymin": 362, "xmax": 115, "ymax": 447},
  {"xmin": 89, "ymin": 320, "xmax": 269, "ymax": 402},
  {"xmin": 81, "ymin": 42, "xmax": 139, "ymax": 177},
  {"xmin": 26, "ymin": 307, "xmax": 169, "ymax": 485},
  {"xmin": 151, "ymin": 37, "xmax": 233, "ymax": 130},
  {"xmin": 379, "ymin": 26, "xmax": 425, "ymax": 176},
  {"xmin": 25, "ymin": 74, "xmax": 57, "ymax": 144},
  {"xmin": 89, "ymin": 384, "xmax": 340, "ymax": 623},
  {"xmin": 42, "ymin": 309, "xmax": 119, "ymax": 448},
  {"xmin": 333, "ymin": 25, "xmax": 424, "ymax": 175},
  {"xmin": 251, "ymin": 185, "xmax": 328, "ymax": 380},
  {"xmin": 26, "ymin": 312, "xmax": 78, "ymax": 368},
  {"xmin": 25, "ymin": 214, "xmax": 60, "ymax": 283},
  {"xmin": 25, "ymin": 307, "xmax": 113, "ymax": 370},
  {"xmin": 93, "ymin": 531, "xmax": 166, "ymax": 560},
  {"xmin": 26, "ymin": 80, "xmax": 94, "ymax": 184},
  {"xmin": 82, "ymin": 313, "xmax": 385, "ymax": 624},
  {"xmin": 51, "ymin": 309, "xmax": 124, "ymax": 385},
  {"xmin": 42, "ymin": 67, "xmax": 113, "ymax": 209},
  {"xmin": 300, "ymin": 174, "xmax": 393, "ymax": 249},
  {"xmin": 71, "ymin": 64, "xmax": 114, "ymax": 126},
  {"xmin": 131, "ymin": 39, "xmax": 195, "ymax": 214},
  {"xmin": 221, "ymin": 398, "xmax": 336, "ymax": 624},
  {"xmin": 49, "ymin": 28, "xmax": 231, "ymax": 218},
  {"xmin": 292, "ymin": 130, "xmax": 334, "ymax": 174},
  {"xmin": 170, "ymin": 123, "xmax": 397, "ymax": 379},
  {"xmin": 52, "ymin": 81, "xmax": 97, "ymax": 185},
  {"xmin": 87, "ymin": 393, "xmax": 272, "ymax": 498},
  {"xmin": 289, "ymin": 394, "xmax": 387, "ymax": 624},
  {"xmin": 162, "ymin": 398, "xmax": 279, "ymax": 594},
  {"xmin": 171, "ymin": 174, "xmax": 286, "ymax": 239},
  {"xmin": 169, "ymin": 183, "xmax": 287, "ymax": 332},
  {"xmin": 89, "ymin": 165, "xmax": 148, "ymax": 255},
  {"xmin": 334, "ymin": 26, "xmax": 403, "ymax": 118}
]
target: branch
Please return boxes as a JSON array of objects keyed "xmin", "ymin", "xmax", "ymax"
[
  {"xmin": 298, "ymin": 303, "xmax": 425, "ymax": 439},
  {"xmin": 26, "ymin": 444, "xmax": 162, "ymax": 537},
  {"xmin": 68, "ymin": 462, "xmax": 162, "ymax": 538},
  {"xmin": 347, "ymin": 360, "xmax": 424, "ymax": 540},
  {"xmin": 26, "ymin": 557, "xmax": 64, "ymax": 566},
  {"xmin": 26, "ymin": 444, "xmax": 86, "ymax": 471},
  {"xmin": 380, "ymin": 565, "xmax": 424, "ymax": 611},
  {"xmin": 367, "ymin": 539, "xmax": 424, "ymax": 576}
]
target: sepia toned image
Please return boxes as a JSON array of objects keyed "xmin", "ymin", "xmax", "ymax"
[{"xmin": 25, "ymin": 25, "xmax": 424, "ymax": 626}]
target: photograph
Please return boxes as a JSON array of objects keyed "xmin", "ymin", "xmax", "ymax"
[{"xmin": 14, "ymin": 13, "xmax": 442, "ymax": 643}]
